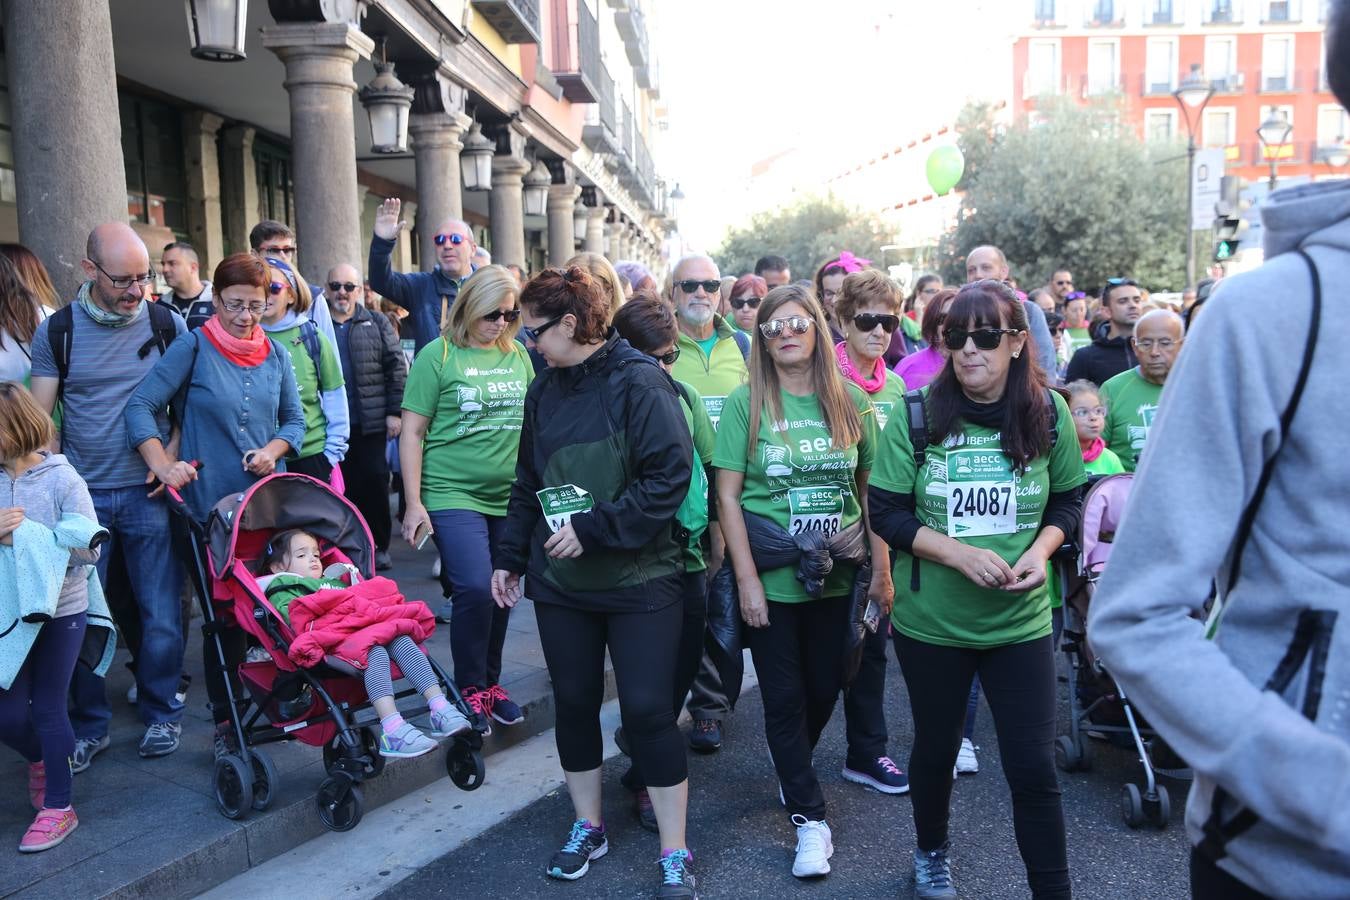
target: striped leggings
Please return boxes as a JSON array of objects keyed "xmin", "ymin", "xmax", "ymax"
[{"xmin": 363, "ymin": 635, "xmax": 438, "ymax": 702}]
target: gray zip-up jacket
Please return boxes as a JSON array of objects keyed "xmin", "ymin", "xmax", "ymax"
[
  {"xmin": 1088, "ymin": 178, "xmax": 1350, "ymax": 897},
  {"xmin": 3, "ymin": 452, "xmax": 100, "ymax": 617}
]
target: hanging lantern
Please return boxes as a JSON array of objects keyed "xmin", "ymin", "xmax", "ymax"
[
  {"xmin": 185, "ymin": 0, "xmax": 248, "ymax": 61},
  {"xmin": 359, "ymin": 57, "xmax": 415, "ymax": 154},
  {"xmin": 523, "ymin": 160, "xmax": 552, "ymax": 217},
  {"xmin": 461, "ymin": 122, "xmax": 495, "ymax": 191}
]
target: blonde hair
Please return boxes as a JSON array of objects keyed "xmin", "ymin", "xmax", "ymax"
[
  {"xmin": 445, "ymin": 265, "xmax": 520, "ymax": 351},
  {"xmin": 746, "ymin": 285, "xmax": 862, "ymax": 456},
  {"xmin": 566, "ymin": 252, "xmax": 625, "ymax": 322},
  {"xmin": 0, "ymin": 381, "xmax": 55, "ymax": 460},
  {"xmin": 264, "ymin": 261, "xmax": 313, "ymax": 315}
]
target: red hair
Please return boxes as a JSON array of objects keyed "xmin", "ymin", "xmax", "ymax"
[
  {"xmin": 213, "ymin": 253, "xmax": 268, "ymax": 293},
  {"xmin": 729, "ymin": 274, "xmax": 767, "ymax": 300}
]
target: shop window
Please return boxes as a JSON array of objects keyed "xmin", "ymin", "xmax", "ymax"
[{"xmin": 119, "ymin": 92, "xmax": 189, "ymax": 238}]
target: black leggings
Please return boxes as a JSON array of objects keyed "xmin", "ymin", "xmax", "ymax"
[
  {"xmin": 1190, "ymin": 848, "xmax": 1271, "ymax": 899},
  {"xmin": 535, "ymin": 597, "xmax": 688, "ymax": 788},
  {"xmin": 895, "ymin": 632, "xmax": 1069, "ymax": 899}
]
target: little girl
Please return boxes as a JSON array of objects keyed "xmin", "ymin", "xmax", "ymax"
[
  {"xmin": 0, "ymin": 381, "xmax": 98, "ymax": 852},
  {"xmin": 1067, "ymin": 380, "xmax": 1126, "ymax": 476},
  {"xmin": 260, "ymin": 529, "xmax": 469, "ymax": 758}
]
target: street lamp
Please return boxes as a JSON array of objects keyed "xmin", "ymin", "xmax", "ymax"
[
  {"xmin": 1173, "ymin": 63, "xmax": 1215, "ymax": 289},
  {"xmin": 185, "ymin": 0, "xmax": 248, "ymax": 61},
  {"xmin": 668, "ymin": 183, "xmax": 685, "ymax": 222},
  {"xmin": 523, "ymin": 160, "xmax": 552, "ymax": 218},
  {"xmin": 460, "ymin": 122, "xmax": 495, "ymax": 192},
  {"xmin": 358, "ymin": 48, "xmax": 415, "ymax": 154},
  {"xmin": 1256, "ymin": 111, "xmax": 1294, "ymax": 191}
]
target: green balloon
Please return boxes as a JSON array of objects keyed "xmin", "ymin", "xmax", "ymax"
[{"xmin": 926, "ymin": 146, "xmax": 965, "ymax": 196}]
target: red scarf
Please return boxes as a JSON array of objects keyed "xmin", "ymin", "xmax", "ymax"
[
  {"xmin": 835, "ymin": 341, "xmax": 886, "ymax": 394},
  {"xmin": 203, "ymin": 315, "xmax": 270, "ymax": 367},
  {"xmin": 1081, "ymin": 437, "xmax": 1106, "ymax": 463}
]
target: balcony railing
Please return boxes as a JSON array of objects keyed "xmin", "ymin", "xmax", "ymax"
[
  {"xmin": 1204, "ymin": 1, "xmax": 1240, "ymax": 24},
  {"xmin": 616, "ymin": 0, "xmax": 649, "ymax": 68},
  {"xmin": 471, "ymin": 0, "xmax": 541, "ymax": 44},
  {"xmin": 1145, "ymin": 1, "xmax": 1175, "ymax": 24},
  {"xmin": 620, "ymin": 99, "xmax": 634, "ymax": 163},
  {"xmin": 551, "ymin": 0, "xmax": 601, "ymax": 103},
  {"xmin": 582, "ymin": 64, "xmax": 618, "ymax": 153},
  {"xmin": 1086, "ymin": 0, "xmax": 1121, "ymax": 25}
]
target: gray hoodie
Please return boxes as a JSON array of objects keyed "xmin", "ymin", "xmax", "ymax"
[
  {"xmin": 3, "ymin": 452, "xmax": 99, "ymax": 617},
  {"xmin": 1088, "ymin": 178, "xmax": 1350, "ymax": 897}
]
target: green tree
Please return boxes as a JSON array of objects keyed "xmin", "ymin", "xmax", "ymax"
[
  {"xmin": 938, "ymin": 97, "xmax": 1188, "ymax": 292},
  {"xmin": 953, "ymin": 99, "xmax": 1003, "ymax": 193},
  {"xmin": 713, "ymin": 196, "xmax": 889, "ymax": 282}
]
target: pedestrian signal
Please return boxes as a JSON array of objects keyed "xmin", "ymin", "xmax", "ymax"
[{"xmin": 1214, "ymin": 239, "xmax": 1239, "ymax": 261}]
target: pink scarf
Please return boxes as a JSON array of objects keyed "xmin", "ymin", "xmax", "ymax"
[
  {"xmin": 835, "ymin": 341, "xmax": 886, "ymax": 394},
  {"xmin": 203, "ymin": 315, "xmax": 270, "ymax": 367},
  {"xmin": 1081, "ymin": 437, "xmax": 1106, "ymax": 463}
]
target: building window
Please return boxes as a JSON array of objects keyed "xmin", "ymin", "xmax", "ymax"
[
  {"xmin": 1264, "ymin": 0, "xmax": 1295, "ymax": 22},
  {"xmin": 1034, "ymin": 0, "xmax": 1056, "ymax": 24},
  {"xmin": 1026, "ymin": 39, "xmax": 1061, "ymax": 96},
  {"xmin": 1087, "ymin": 40, "xmax": 1119, "ymax": 94},
  {"xmin": 1147, "ymin": 0, "xmax": 1175, "ymax": 24},
  {"xmin": 1207, "ymin": 0, "xmax": 1238, "ymax": 23},
  {"xmin": 1203, "ymin": 107, "xmax": 1236, "ymax": 148},
  {"xmin": 1145, "ymin": 109, "xmax": 1178, "ymax": 142},
  {"xmin": 253, "ymin": 138, "xmax": 293, "ymax": 227},
  {"xmin": 1318, "ymin": 104, "xmax": 1349, "ymax": 146},
  {"xmin": 1262, "ymin": 35, "xmax": 1295, "ymax": 92},
  {"xmin": 1146, "ymin": 38, "xmax": 1178, "ymax": 94},
  {"xmin": 1090, "ymin": 0, "xmax": 1116, "ymax": 25},
  {"xmin": 119, "ymin": 92, "xmax": 189, "ymax": 238},
  {"xmin": 1205, "ymin": 36, "xmax": 1238, "ymax": 90}
]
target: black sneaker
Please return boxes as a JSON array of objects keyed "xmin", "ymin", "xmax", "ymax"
[
  {"xmin": 633, "ymin": 787, "xmax": 658, "ymax": 833},
  {"xmin": 138, "ymin": 722, "xmax": 182, "ymax": 758},
  {"xmin": 547, "ymin": 819, "xmax": 608, "ymax": 880},
  {"xmin": 657, "ymin": 849, "xmax": 697, "ymax": 899},
  {"xmin": 70, "ymin": 735, "xmax": 111, "ymax": 774},
  {"xmin": 841, "ymin": 755, "xmax": 910, "ymax": 794},
  {"xmin": 689, "ymin": 719, "xmax": 722, "ymax": 754}
]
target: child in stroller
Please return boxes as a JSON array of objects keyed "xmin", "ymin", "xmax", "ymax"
[{"xmin": 258, "ymin": 528, "xmax": 470, "ymax": 758}]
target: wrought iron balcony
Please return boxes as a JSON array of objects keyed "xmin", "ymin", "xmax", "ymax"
[
  {"xmin": 472, "ymin": 0, "xmax": 541, "ymax": 44},
  {"xmin": 551, "ymin": 0, "xmax": 601, "ymax": 102},
  {"xmin": 616, "ymin": 1, "xmax": 649, "ymax": 68},
  {"xmin": 582, "ymin": 64, "xmax": 619, "ymax": 153}
]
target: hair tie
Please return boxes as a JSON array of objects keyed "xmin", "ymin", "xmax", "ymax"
[{"xmin": 835, "ymin": 251, "xmax": 871, "ymax": 273}]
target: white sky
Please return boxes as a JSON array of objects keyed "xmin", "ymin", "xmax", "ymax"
[{"xmin": 656, "ymin": 0, "xmax": 1022, "ymax": 250}]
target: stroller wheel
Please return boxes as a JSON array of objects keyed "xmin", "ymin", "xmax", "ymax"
[
  {"xmin": 249, "ymin": 748, "xmax": 280, "ymax": 811},
  {"xmin": 1055, "ymin": 736, "xmax": 1081, "ymax": 772},
  {"xmin": 1121, "ymin": 783, "xmax": 1145, "ymax": 829},
  {"xmin": 1148, "ymin": 784, "xmax": 1172, "ymax": 829},
  {"xmin": 446, "ymin": 741, "xmax": 485, "ymax": 791},
  {"xmin": 214, "ymin": 754, "xmax": 254, "ymax": 820},
  {"xmin": 316, "ymin": 776, "xmax": 364, "ymax": 832},
  {"xmin": 360, "ymin": 727, "xmax": 387, "ymax": 777},
  {"xmin": 323, "ymin": 729, "xmax": 386, "ymax": 779}
]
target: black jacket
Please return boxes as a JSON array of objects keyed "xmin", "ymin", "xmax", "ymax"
[
  {"xmin": 1064, "ymin": 320, "xmax": 1137, "ymax": 388},
  {"xmin": 336, "ymin": 304, "xmax": 406, "ymax": 436}
]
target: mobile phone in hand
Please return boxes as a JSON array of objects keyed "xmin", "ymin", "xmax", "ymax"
[
  {"xmin": 863, "ymin": 598, "xmax": 882, "ymax": 633},
  {"xmin": 413, "ymin": 520, "xmax": 433, "ymax": 550}
]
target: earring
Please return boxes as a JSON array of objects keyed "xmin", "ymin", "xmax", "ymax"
[{"xmin": 1012, "ymin": 351, "xmax": 1020, "ymax": 358}]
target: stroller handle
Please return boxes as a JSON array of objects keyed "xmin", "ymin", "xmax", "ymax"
[{"xmin": 161, "ymin": 460, "xmax": 204, "ymax": 526}]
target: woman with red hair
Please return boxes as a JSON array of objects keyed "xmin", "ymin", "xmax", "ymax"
[{"xmin": 726, "ymin": 273, "xmax": 767, "ymax": 334}]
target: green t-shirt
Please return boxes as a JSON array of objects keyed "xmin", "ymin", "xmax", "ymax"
[
  {"xmin": 712, "ymin": 382, "xmax": 877, "ymax": 603},
  {"xmin": 671, "ymin": 316, "xmax": 748, "ymax": 429},
  {"xmin": 1099, "ymin": 367, "xmax": 1163, "ymax": 472},
  {"xmin": 1084, "ymin": 445, "xmax": 1126, "ymax": 476},
  {"xmin": 402, "ymin": 340, "xmax": 535, "ymax": 516},
  {"xmin": 870, "ymin": 389, "xmax": 1087, "ymax": 648},
  {"xmin": 1065, "ymin": 326, "xmax": 1092, "ymax": 357},
  {"xmin": 265, "ymin": 573, "xmax": 344, "ymax": 625},
  {"xmin": 268, "ymin": 324, "xmax": 345, "ymax": 459},
  {"xmin": 866, "ymin": 369, "xmax": 908, "ymax": 434},
  {"xmin": 677, "ymin": 380, "xmax": 717, "ymax": 573}
]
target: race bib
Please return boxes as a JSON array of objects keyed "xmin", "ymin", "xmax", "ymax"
[
  {"xmin": 702, "ymin": 395, "xmax": 726, "ymax": 427},
  {"xmin": 944, "ymin": 449, "xmax": 1016, "ymax": 537},
  {"xmin": 873, "ymin": 401, "xmax": 894, "ymax": 432},
  {"xmin": 536, "ymin": 484, "xmax": 594, "ymax": 533},
  {"xmin": 787, "ymin": 486, "xmax": 844, "ymax": 537}
]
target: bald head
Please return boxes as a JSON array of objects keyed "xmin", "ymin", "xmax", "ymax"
[
  {"xmin": 433, "ymin": 218, "xmax": 476, "ymax": 277},
  {"xmin": 1133, "ymin": 308, "xmax": 1184, "ymax": 338},
  {"xmin": 82, "ymin": 222, "xmax": 151, "ymax": 311},
  {"xmin": 325, "ymin": 262, "xmax": 364, "ymax": 320},
  {"xmin": 672, "ymin": 254, "xmax": 719, "ymax": 283},
  {"xmin": 1133, "ymin": 309, "xmax": 1185, "ymax": 385},
  {"xmin": 965, "ymin": 245, "xmax": 1009, "ymax": 282}
]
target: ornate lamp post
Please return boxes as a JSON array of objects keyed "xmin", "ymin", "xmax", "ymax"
[
  {"xmin": 1256, "ymin": 111, "xmax": 1294, "ymax": 191},
  {"xmin": 1173, "ymin": 63, "xmax": 1215, "ymax": 288},
  {"xmin": 185, "ymin": 0, "xmax": 248, "ymax": 61}
]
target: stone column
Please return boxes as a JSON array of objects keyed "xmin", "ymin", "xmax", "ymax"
[
  {"xmin": 546, "ymin": 184, "xmax": 581, "ymax": 266},
  {"xmin": 263, "ymin": 22, "xmax": 373, "ymax": 286},
  {"xmin": 3, "ymin": 0, "xmax": 127, "ymax": 298},
  {"xmin": 182, "ymin": 112, "xmax": 225, "ymax": 270},
  {"xmin": 408, "ymin": 73, "xmax": 470, "ymax": 272},
  {"xmin": 584, "ymin": 207, "xmax": 607, "ymax": 255},
  {"xmin": 488, "ymin": 126, "xmax": 530, "ymax": 269},
  {"xmin": 396, "ymin": 200, "xmax": 417, "ymax": 274},
  {"xmin": 220, "ymin": 125, "xmax": 259, "ymax": 256}
]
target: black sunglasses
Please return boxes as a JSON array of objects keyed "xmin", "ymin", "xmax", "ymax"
[
  {"xmin": 677, "ymin": 279, "xmax": 721, "ymax": 295},
  {"xmin": 521, "ymin": 316, "xmax": 563, "ymax": 343},
  {"xmin": 852, "ymin": 313, "xmax": 899, "ymax": 334},
  {"xmin": 483, "ymin": 308, "xmax": 521, "ymax": 323},
  {"xmin": 268, "ymin": 281, "xmax": 288, "ymax": 296},
  {"xmin": 653, "ymin": 347, "xmax": 681, "ymax": 365},
  {"xmin": 943, "ymin": 327, "xmax": 1021, "ymax": 351},
  {"xmin": 327, "ymin": 281, "xmax": 359, "ymax": 293},
  {"xmin": 434, "ymin": 233, "xmax": 467, "ymax": 246},
  {"xmin": 730, "ymin": 296, "xmax": 762, "ymax": 310}
]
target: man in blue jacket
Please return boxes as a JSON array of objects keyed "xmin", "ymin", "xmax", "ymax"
[{"xmin": 368, "ymin": 198, "xmax": 477, "ymax": 353}]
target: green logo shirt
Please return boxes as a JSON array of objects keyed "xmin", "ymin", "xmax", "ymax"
[{"xmin": 1100, "ymin": 367, "xmax": 1163, "ymax": 472}]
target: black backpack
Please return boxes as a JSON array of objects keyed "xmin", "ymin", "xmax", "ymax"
[{"xmin": 48, "ymin": 302, "xmax": 180, "ymax": 399}]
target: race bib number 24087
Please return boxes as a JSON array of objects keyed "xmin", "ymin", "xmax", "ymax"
[{"xmin": 944, "ymin": 449, "xmax": 1016, "ymax": 538}]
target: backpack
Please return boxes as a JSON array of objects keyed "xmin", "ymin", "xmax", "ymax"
[
  {"xmin": 672, "ymin": 381, "xmax": 711, "ymax": 548},
  {"xmin": 293, "ymin": 319, "xmax": 326, "ymax": 381},
  {"xmin": 731, "ymin": 329, "xmax": 750, "ymax": 361},
  {"xmin": 48, "ymin": 301, "xmax": 180, "ymax": 399}
]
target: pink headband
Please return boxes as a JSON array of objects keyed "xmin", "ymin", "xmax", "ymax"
[{"xmin": 833, "ymin": 251, "xmax": 871, "ymax": 273}]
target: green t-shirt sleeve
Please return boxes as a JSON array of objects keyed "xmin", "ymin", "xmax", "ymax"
[
  {"xmin": 318, "ymin": 332, "xmax": 345, "ymax": 390},
  {"xmin": 853, "ymin": 385, "xmax": 877, "ymax": 472},
  {"xmin": 711, "ymin": 385, "xmax": 751, "ymax": 472},
  {"xmin": 682, "ymin": 382, "xmax": 717, "ymax": 463},
  {"xmin": 1048, "ymin": 392, "xmax": 1089, "ymax": 492},
  {"xmin": 401, "ymin": 338, "xmax": 444, "ymax": 418},
  {"xmin": 868, "ymin": 393, "xmax": 918, "ymax": 494}
]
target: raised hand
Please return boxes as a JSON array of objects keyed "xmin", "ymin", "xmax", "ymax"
[{"xmin": 374, "ymin": 198, "xmax": 406, "ymax": 241}]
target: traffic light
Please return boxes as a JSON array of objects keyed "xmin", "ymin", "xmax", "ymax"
[
  {"xmin": 1214, "ymin": 238, "xmax": 1239, "ymax": 261},
  {"xmin": 1213, "ymin": 214, "xmax": 1242, "ymax": 262}
]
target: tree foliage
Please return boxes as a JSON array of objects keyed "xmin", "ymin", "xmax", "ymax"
[
  {"xmin": 713, "ymin": 196, "xmax": 889, "ymax": 282},
  {"xmin": 938, "ymin": 97, "xmax": 1188, "ymax": 292}
]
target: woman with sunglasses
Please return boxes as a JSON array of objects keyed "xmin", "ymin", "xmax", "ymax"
[
  {"xmin": 713, "ymin": 283, "xmax": 889, "ymax": 879},
  {"xmin": 894, "ymin": 288, "xmax": 957, "ymax": 391},
  {"xmin": 400, "ymin": 266, "xmax": 534, "ymax": 731},
  {"xmin": 491, "ymin": 267, "xmax": 698, "ymax": 897},
  {"xmin": 727, "ymin": 274, "xmax": 767, "ymax": 334},
  {"xmin": 259, "ymin": 258, "xmax": 349, "ymax": 483},
  {"xmin": 869, "ymin": 281, "xmax": 1085, "ymax": 899}
]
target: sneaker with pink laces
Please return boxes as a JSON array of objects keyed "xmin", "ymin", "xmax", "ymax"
[
  {"xmin": 27, "ymin": 763, "xmax": 45, "ymax": 811},
  {"xmin": 19, "ymin": 808, "xmax": 78, "ymax": 853},
  {"xmin": 461, "ymin": 687, "xmax": 492, "ymax": 736},
  {"xmin": 486, "ymin": 684, "xmax": 525, "ymax": 726}
]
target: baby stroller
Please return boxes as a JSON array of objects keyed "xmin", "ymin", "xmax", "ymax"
[
  {"xmin": 1055, "ymin": 473, "xmax": 1188, "ymax": 830},
  {"xmin": 167, "ymin": 472, "xmax": 487, "ymax": 832}
]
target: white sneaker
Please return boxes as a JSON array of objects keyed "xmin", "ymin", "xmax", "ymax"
[
  {"xmin": 790, "ymin": 814, "xmax": 833, "ymax": 878},
  {"xmin": 956, "ymin": 738, "xmax": 979, "ymax": 774}
]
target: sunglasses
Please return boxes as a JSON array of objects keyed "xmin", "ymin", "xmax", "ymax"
[
  {"xmin": 434, "ymin": 233, "xmax": 468, "ymax": 246},
  {"xmin": 653, "ymin": 347, "xmax": 681, "ymax": 365},
  {"xmin": 943, "ymin": 327, "xmax": 1021, "ymax": 351},
  {"xmin": 1054, "ymin": 279, "xmax": 1073, "ymax": 287},
  {"xmin": 328, "ymin": 281, "xmax": 359, "ymax": 293},
  {"xmin": 851, "ymin": 313, "xmax": 899, "ymax": 334},
  {"xmin": 677, "ymin": 279, "xmax": 721, "ymax": 295},
  {"xmin": 730, "ymin": 296, "xmax": 762, "ymax": 310},
  {"xmin": 1106, "ymin": 277, "xmax": 1137, "ymax": 286},
  {"xmin": 759, "ymin": 316, "xmax": 813, "ymax": 340},
  {"xmin": 268, "ymin": 282, "xmax": 289, "ymax": 296},
  {"xmin": 261, "ymin": 245, "xmax": 296, "ymax": 256},
  {"xmin": 521, "ymin": 316, "xmax": 563, "ymax": 343},
  {"xmin": 483, "ymin": 308, "xmax": 521, "ymax": 323}
]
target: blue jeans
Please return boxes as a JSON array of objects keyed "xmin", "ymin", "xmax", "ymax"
[
  {"xmin": 430, "ymin": 508, "xmax": 509, "ymax": 690},
  {"xmin": 70, "ymin": 486, "xmax": 185, "ymax": 737}
]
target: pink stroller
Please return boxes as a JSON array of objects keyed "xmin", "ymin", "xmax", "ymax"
[{"xmin": 1055, "ymin": 473, "xmax": 1188, "ymax": 830}]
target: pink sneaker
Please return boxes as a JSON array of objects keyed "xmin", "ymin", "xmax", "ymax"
[
  {"xmin": 27, "ymin": 763, "xmax": 45, "ymax": 811},
  {"xmin": 19, "ymin": 808, "xmax": 78, "ymax": 853},
  {"xmin": 461, "ymin": 687, "xmax": 492, "ymax": 736}
]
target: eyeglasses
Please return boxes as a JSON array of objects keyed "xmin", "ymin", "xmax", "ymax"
[
  {"xmin": 677, "ymin": 279, "xmax": 721, "ymax": 295},
  {"xmin": 260, "ymin": 245, "xmax": 296, "ymax": 257},
  {"xmin": 1065, "ymin": 291, "xmax": 1087, "ymax": 301},
  {"xmin": 919, "ymin": 286, "xmax": 942, "ymax": 296},
  {"xmin": 730, "ymin": 296, "xmax": 762, "ymax": 310},
  {"xmin": 221, "ymin": 298, "xmax": 267, "ymax": 315},
  {"xmin": 851, "ymin": 313, "xmax": 899, "ymax": 334},
  {"xmin": 943, "ymin": 327, "xmax": 1022, "ymax": 351},
  {"xmin": 1054, "ymin": 279, "xmax": 1074, "ymax": 287},
  {"xmin": 1133, "ymin": 338, "xmax": 1177, "ymax": 351},
  {"xmin": 759, "ymin": 316, "xmax": 813, "ymax": 340},
  {"xmin": 521, "ymin": 316, "xmax": 563, "ymax": 343},
  {"xmin": 328, "ymin": 281, "xmax": 359, "ymax": 294},
  {"xmin": 1071, "ymin": 406, "xmax": 1107, "ymax": 419},
  {"xmin": 92, "ymin": 260, "xmax": 155, "ymax": 290},
  {"xmin": 653, "ymin": 347, "xmax": 681, "ymax": 365},
  {"xmin": 268, "ymin": 282, "xmax": 289, "ymax": 296},
  {"xmin": 483, "ymin": 308, "xmax": 521, "ymax": 323},
  {"xmin": 434, "ymin": 233, "xmax": 467, "ymax": 246}
]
